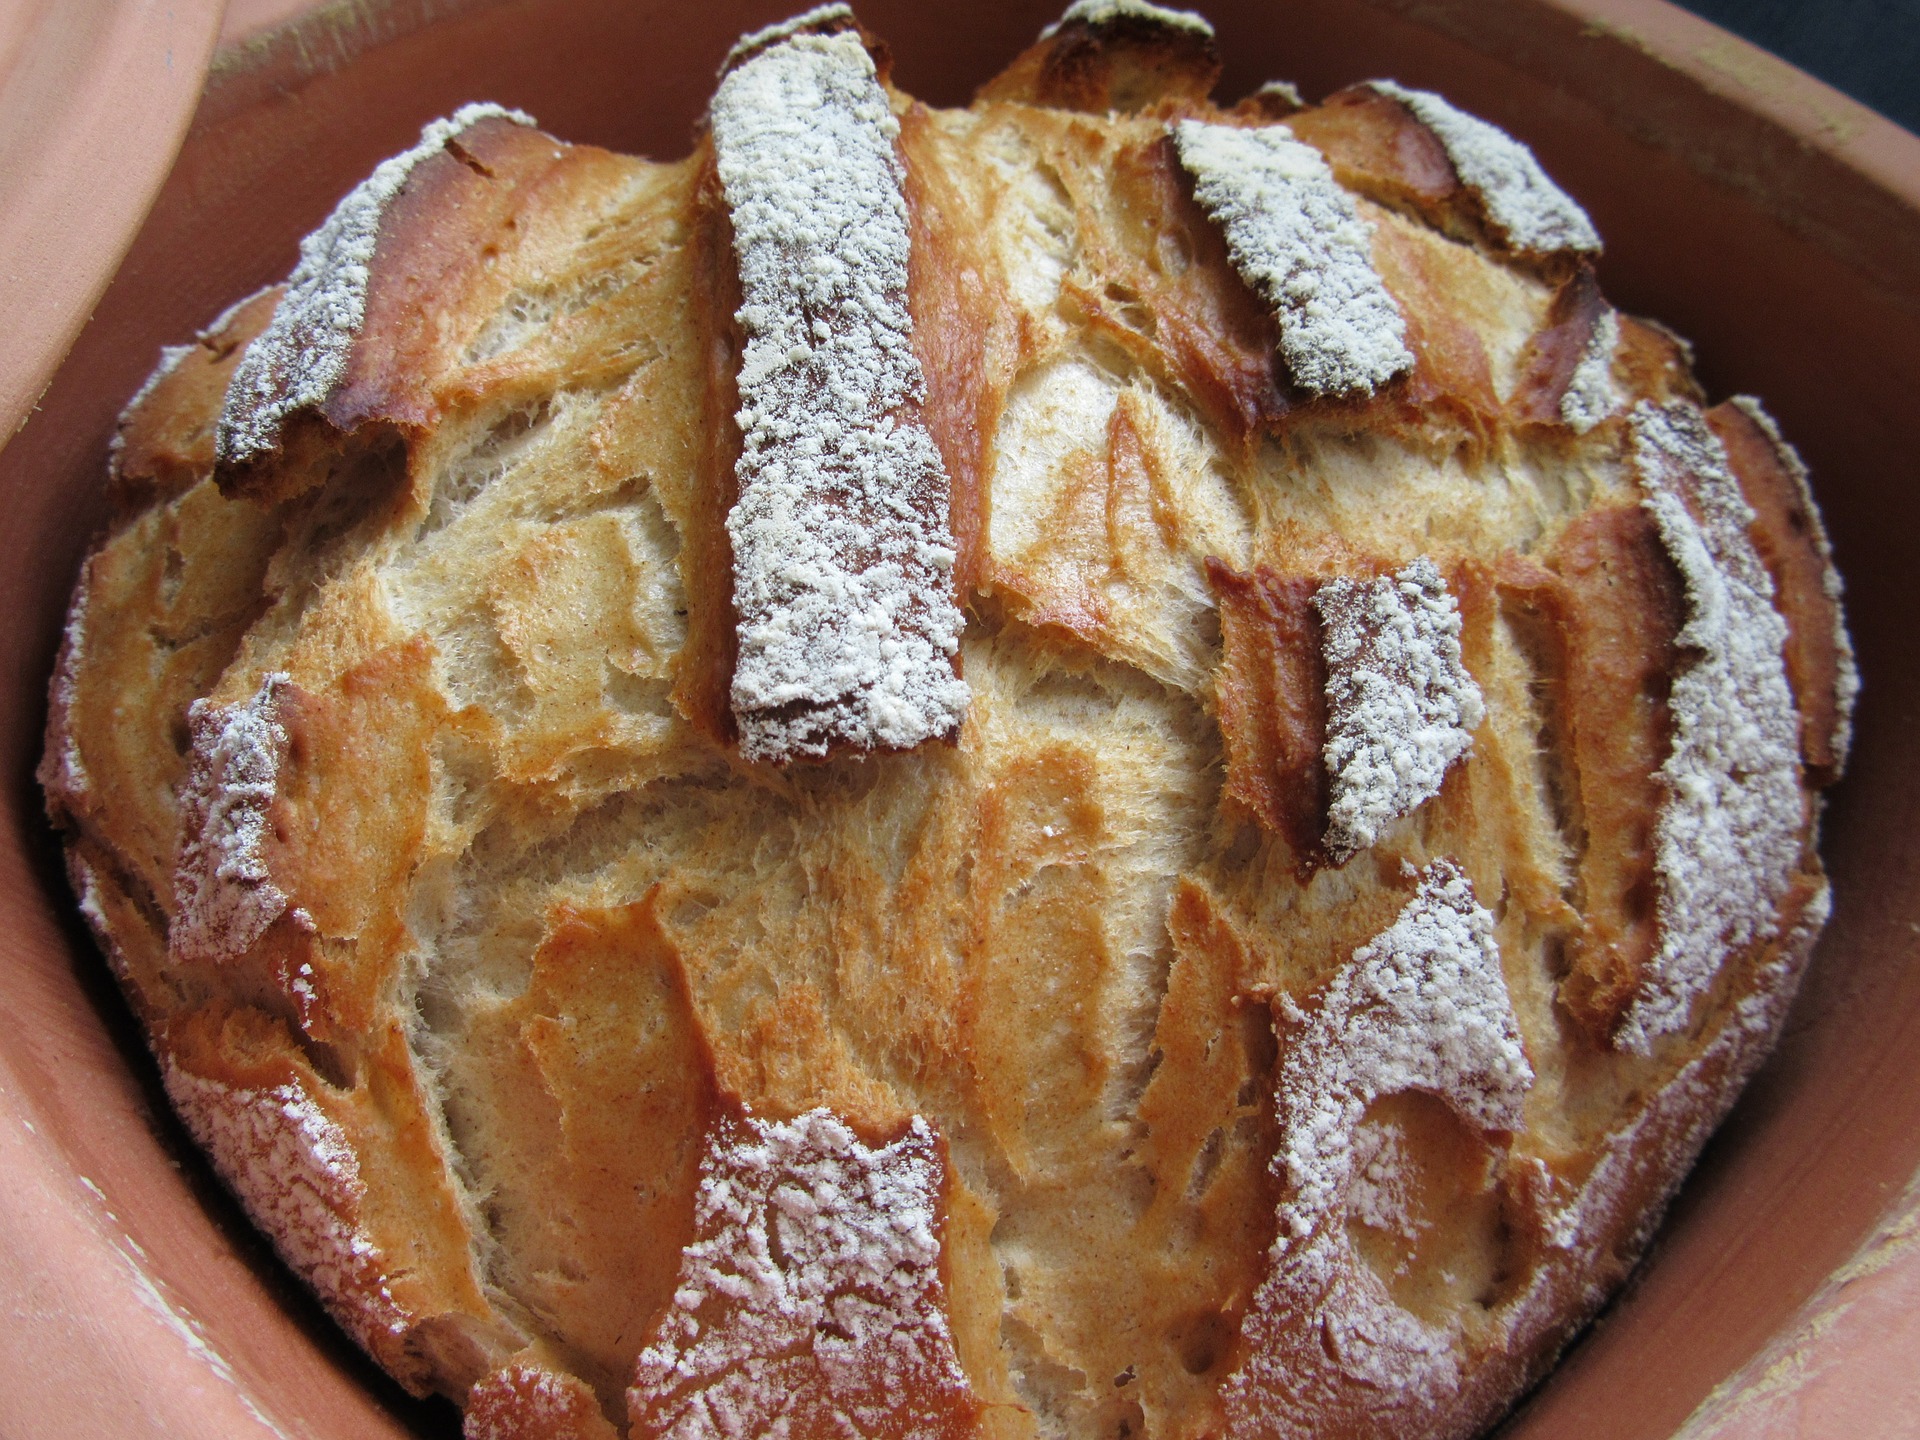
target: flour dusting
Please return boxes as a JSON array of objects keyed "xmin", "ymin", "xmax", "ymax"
[
  {"xmin": 163, "ymin": 1062, "xmax": 407, "ymax": 1357},
  {"xmin": 1728, "ymin": 394, "xmax": 1859, "ymax": 769},
  {"xmin": 1222, "ymin": 862, "xmax": 1531, "ymax": 1427},
  {"xmin": 628, "ymin": 1108, "xmax": 973, "ymax": 1439},
  {"xmin": 1368, "ymin": 80, "xmax": 1601, "ymax": 256},
  {"xmin": 1175, "ymin": 120, "xmax": 1411, "ymax": 398},
  {"xmin": 1316, "ymin": 558, "xmax": 1484, "ymax": 861},
  {"xmin": 217, "ymin": 104, "xmax": 536, "ymax": 467},
  {"xmin": 1042, "ymin": 0, "xmax": 1215, "ymax": 37},
  {"xmin": 171, "ymin": 673, "xmax": 312, "ymax": 964},
  {"xmin": 712, "ymin": 33, "xmax": 968, "ymax": 761},
  {"xmin": 1560, "ymin": 309, "xmax": 1619, "ymax": 432},
  {"xmin": 1617, "ymin": 401, "xmax": 1803, "ymax": 1052},
  {"xmin": 722, "ymin": 4, "xmax": 856, "ymax": 72}
]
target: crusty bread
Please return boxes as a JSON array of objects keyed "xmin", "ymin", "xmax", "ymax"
[{"xmin": 42, "ymin": 3, "xmax": 1855, "ymax": 1438}]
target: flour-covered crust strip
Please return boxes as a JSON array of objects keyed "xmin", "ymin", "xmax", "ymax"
[
  {"xmin": 1174, "ymin": 120, "xmax": 1413, "ymax": 398},
  {"xmin": 628, "ymin": 1107, "xmax": 978, "ymax": 1440},
  {"xmin": 991, "ymin": 0, "xmax": 1220, "ymax": 111},
  {"xmin": 1224, "ymin": 861, "xmax": 1531, "ymax": 1431},
  {"xmin": 217, "ymin": 104, "xmax": 536, "ymax": 471},
  {"xmin": 171, "ymin": 672, "xmax": 312, "ymax": 966},
  {"xmin": 712, "ymin": 31, "xmax": 969, "ymax": 762},
  {"xmin": 721, "ymin": 2, "xmax": 857, "ymax": 73},
  {"xmin": 1315, "ymin": 558, "xmax": 1483, "ymax": 860},
  {"xmin": 1618, "ymin": 401, "xmax": 1803, "ymax": 1053},
  {"xmin": 1714, "ymin": 395, "xmax": 1859, "ymax": 780},
  {"xmin": 1042, "ymin": 0, "xmax": 1214, "ymax": 38},
  {"xmin": 1366, "ymin": 80, "xmax": 1601, "ymax": 257}
]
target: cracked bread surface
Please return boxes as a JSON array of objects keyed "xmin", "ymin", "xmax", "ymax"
[{"xmin": 42, "ymin": 6, "xmax": 1853, "ymax": 1439}]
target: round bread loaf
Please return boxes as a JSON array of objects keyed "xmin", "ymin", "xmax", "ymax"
[{"xmin": 41, "ymin": 3, "xmax": 1856, "ymax": 1438}]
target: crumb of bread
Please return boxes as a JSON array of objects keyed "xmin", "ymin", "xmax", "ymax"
[
  {"xmin": 629, "ymin": 1109, "xmax": 971, "ymax": 1438},
  {"xmin": 1174, "ymin": 120, "xmax": 1412, "ymax": 397},
  {"xmin": 1316, "ymin": 559, "xmax": 1484, "ymax": 861},
  {"xmin": 1560, "ymin": 309, "xmax": 1619, "ymax": 433},
  {"xmin": 1619, "ymin": 401, "xmax": 1802, "ymax": 1052},
  {"xmin": 712, "ymin": 33, "xmax": 969, "ymax": 761},
  {"xmin": 1367, "ymin": 80, "xmax": 1601, "ymax": 256},
  {"xmin": 1042, "ymin": 0, "xmax": 1215, "ymax": 38},
  {"xmin": 171, "ymin": 672, "xmax": 311, "ymax": 964},
  {"xmin": 217, "ymin": 104, "xmax": 536, "ymax": 467}
]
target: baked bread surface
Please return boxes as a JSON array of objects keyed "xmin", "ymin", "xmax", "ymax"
[{"xmin": 43, "ymin": 6, "xmax": 1854, "ymax": 1438}]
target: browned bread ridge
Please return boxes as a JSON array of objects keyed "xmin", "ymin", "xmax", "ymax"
[{"xmin": 42, "ymin": 3, "xmax": 1854, "ymax": 1438}]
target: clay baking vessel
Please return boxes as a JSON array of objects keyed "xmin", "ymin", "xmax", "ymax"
[{"xmin": 1, "ymin": 0, "xmax": 1916, "ymax": 1435}]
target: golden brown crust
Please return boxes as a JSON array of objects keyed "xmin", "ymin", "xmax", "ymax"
[
  {"xmin": 112, "ymin": 287, "xmax": 282, "ymax": 515},
  {"xmin": 1286, "ymin": 86, "xmax": 1461, "ymax": 226},
  {"xmin": 466, "ymin": 1359, "xmax": 622, "ymax": 1440},
  {"xmin": 44, "ymin": 20, "xmax": 1851, "ymax": 1440},
  {"xmin": 161, "ymin": 1003, "xmax": 514, "ymax": 1395},
  {"xmin": 903, "ymin": 104, "xmax": 1016, "ymax": 595}
]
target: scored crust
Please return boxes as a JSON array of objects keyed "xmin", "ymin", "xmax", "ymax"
[{"xmin": 43, "ymin": 5, "xmax": 1854, "ymax": 1439}]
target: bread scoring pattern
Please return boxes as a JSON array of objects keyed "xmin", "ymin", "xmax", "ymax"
[{"xmin": 41, "ymin": 4, "xmax": 1855, "ymax": 1438}]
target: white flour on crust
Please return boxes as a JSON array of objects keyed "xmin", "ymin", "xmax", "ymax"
[
  {"xmin": 1316, "ymin": 558, "xmax": 1484, "ymax": 861},
  {"xmin": 1272, "ymin": 860, "xmax": 1531, "ymax": 1244},
  {"xmin": 1560, "ymin": 309, "xmax": 1619, "ymax": 433},
  {"xmin": 217, "ymin": 104, "xmax": 536, "ymax": 467},
  {"xmin": 171, "ymin": 672, "xmax": 311, "ymax": 964},
  {"xmin": 1174, "ymin": 120, "xmax": 1412, "ymax": 397},
  {"xmin": 628, "ymin": 1108, "xmax": 972, "ymax": 1439},
  {"xmin": 162, "ymin": 1061, "xmax": 408, "ymax": 1358},
  {"xmin": 1223, "ymin": 861, "xmax": 1532, "ymax": 1427},
  {"xmin": 1367, "ymin": 80, "xmax": 1601, "ymax": 256},
  {"xmin": 1617, "ymin": 401, "xmax": 1802, "ymax": 1052},
  {"xmin": 1728, "ymin": 393, "xmax": 1859, "ymax": 769},
  {"xmin": 712, "ymin": 32, "xmax": 968, "ymax": 761},
  {"xmin": 1041, "ymin": 0, "xmax": 1215, "ymax": 38},
  {"xmin": 722, "ymin": 3, "xmax": 856, "ymax": 72}
]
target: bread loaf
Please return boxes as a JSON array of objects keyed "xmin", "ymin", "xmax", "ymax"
[{"xmin": 42, "ymin": 3, "xmax": 1855, "ymax": 1437}]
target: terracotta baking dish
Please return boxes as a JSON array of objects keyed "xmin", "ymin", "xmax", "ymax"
[{"xmin": 2, "ymin": 0, "xmax": 1916, "ymax": 1434}]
